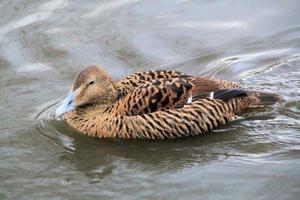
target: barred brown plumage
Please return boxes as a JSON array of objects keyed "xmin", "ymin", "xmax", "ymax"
[
  {"xmin": 57, "ymin": 65, "xmax": 282, "ymax": 139},
  {"xmin": 115, "ymin": 69, "xmax": 239, "ymax": 99}
]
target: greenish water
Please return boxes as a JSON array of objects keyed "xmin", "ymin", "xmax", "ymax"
[{"xmin": 0, "ymin": 0, "xmax": 300, "ymax": 199}]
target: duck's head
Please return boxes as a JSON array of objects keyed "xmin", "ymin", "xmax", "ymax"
[{"xmin": 55, "ymin": 65, "xmax": 117, "ymax": 116}]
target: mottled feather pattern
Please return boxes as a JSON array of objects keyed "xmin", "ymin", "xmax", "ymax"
[
  {"xmin": 65, "ymin": 97, "xmax": 253, "ymax": 139},
  {"xmin": 112, "ymin": 77, "xmax": 194, "ymax": 116},
  {"xmin": 113, "ymin": 75, "xmax": 240, "ymax": 116},
  {"xmin": 61, "ymin": 66, "xmax": 281, "ymax": 140},
  {"xmin": 115, "ymin": 70, "xmax": 186, "ymax": 98}
]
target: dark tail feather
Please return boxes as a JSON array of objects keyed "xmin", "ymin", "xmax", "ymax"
[
  {"xmin": 213, "ymin": 89, "xmax": 247, "ymax": 101},
  {"xmin": 192, "ymin": 89, "xmax": 282, "ymax": 107},
  {"xmin": 247, "ymin": 91, "xmax": 282, "ymax": 107},
  {"xmin": 192, "ymin": 89, "xmax": 247, "ymax": 102}
]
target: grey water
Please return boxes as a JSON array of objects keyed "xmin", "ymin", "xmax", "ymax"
[{"xmin": 0, "ymin": 0, "xmax": 300, "ymax": 199}]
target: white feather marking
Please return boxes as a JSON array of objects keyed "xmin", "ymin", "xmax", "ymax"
[
  {"xmin": 209, "ymin": 92, "xmax": 214, "ymax": 99},
  {"xmin": 187, "ymin": 96, "xmax": 193, "ymax": 104}
]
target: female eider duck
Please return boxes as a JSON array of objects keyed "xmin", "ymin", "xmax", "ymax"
[{"xmin": 56, "ymin": 65, "xmax": 281, "ymax": 139}]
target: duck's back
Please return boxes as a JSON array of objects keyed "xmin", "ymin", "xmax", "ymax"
[
  {"xmin": 115, "ymin": 70, "xmax": 239, "ymax": 98},
  {"xmin": 112, "ymin": 73, "xmax": 240, "ymax": 116}
]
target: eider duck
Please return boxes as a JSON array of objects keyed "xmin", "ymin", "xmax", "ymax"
[{"xmin": 55, "ymin": 65, "xmax": 281, "ymax": 139}]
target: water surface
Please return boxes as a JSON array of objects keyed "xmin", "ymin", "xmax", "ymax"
[{"xmin": 0, "ymin": 0, "xmax": 300, "ymax": 199}]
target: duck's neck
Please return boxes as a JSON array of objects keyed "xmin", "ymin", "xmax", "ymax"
[{"xmin": 63, "ymin": 103, "xmax": 118, "ymax": 138}]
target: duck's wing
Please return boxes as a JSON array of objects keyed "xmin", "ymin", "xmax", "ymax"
[
  {"xmin": 111, "ymin": 76, "xmax": 240, "ymax": 116},
  {"xmin": 115, "ymin": 70, "xmax": 185, "ymax": 98},
  {"xmin": 115, "ymin": 70, "xmax": 240, "ymax": 99},
  {"xmin": 190, "ymin": 76, "xmax": 240, "ymax": 93},
  {"xmin": 112, "ymin": 77, "xmax": 194, "ymax": 116},
  {"xmin": 117, "ymin": 90, "xmax": 250, "ymax": 139}
]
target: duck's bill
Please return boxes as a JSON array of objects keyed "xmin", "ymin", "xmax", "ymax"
[{"xmin": 55, "ymin": 90, "xmax": 75, "ymax": 116}]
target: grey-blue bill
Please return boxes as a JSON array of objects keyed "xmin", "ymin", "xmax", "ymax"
[{"xmin": 55, "ymin": 90, "xmax": 75, "ymax": 116}]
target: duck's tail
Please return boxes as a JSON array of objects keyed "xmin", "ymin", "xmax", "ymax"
[
  {"xmin": 192, "ymin": 89, "xmax": 282, "ymax": 108},
  {"xmin": 246, "ymin": 91, "xmax": 283, "ymax": 108}
]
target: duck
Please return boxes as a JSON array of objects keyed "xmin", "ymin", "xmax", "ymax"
[{"xmin": 55, "ymin": 65, "xmax": 281, "ymax": 139}]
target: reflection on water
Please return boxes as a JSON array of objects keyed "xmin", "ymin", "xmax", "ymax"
[{"xmin": 1, "ymin": 0, "xmax": 300, "ymax": 199}]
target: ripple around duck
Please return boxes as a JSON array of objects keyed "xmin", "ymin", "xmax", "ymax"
[
  {"xmin": 34, "ymin": 119, "xmax": 75, "ymax": 153},
  {"xmin": 34, "ymin": 116, "xmax": 234, "ymax": 173},
  {"xmin": 34, "ymin": 98, "xmax": 257, "ymax": 173},
  {"xmin": 28, "ymin": 54, "xmax": 299, "ymax": 183},
  {"xmin": 32, "ymin": 51, "xmax": 299, "ymax": 154}
]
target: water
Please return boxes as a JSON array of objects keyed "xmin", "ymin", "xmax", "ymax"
[{"xmin": 1, "ymin": 0, "xmax": 300, "ymax": 199}]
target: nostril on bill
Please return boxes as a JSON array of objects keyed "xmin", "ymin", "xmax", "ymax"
[{"xmin": 68, "ymin": 100, "xmax": 72, "ymax": 106}]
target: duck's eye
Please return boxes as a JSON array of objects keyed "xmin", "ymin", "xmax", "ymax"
[{"xmin": 88, "ymin": 80, "xmax": 95, "ymax": 85}]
